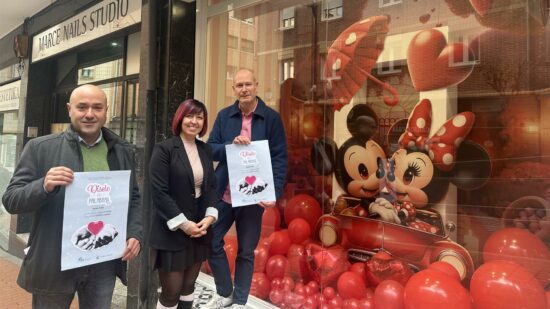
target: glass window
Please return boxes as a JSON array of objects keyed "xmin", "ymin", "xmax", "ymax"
[
  {"xmin": 322, "ymin": 0, "xmax": 343, "ymax": 21},
  {"xmin": 0, "ymin": 64, "xmax": 19, "ymax": 84},
  {"xmin": 379, "ymin": 0, "xmax": 402, "ymax": 7},
  {"xmin": 200, "ymin": 2, "xmax": 550, "ymax": 306},
  {"xmin": 281, "ymin": 59, "xmax": 294, "ymax": 82},
  {"xmin": 281, "ymin": 7, "xmax": 295, "ymax": 29},
  {"xmin": 228, "ymin": 35, "xmax": 238, "ymax": 49},
  {"xmin": 126, "ymin": 32, "xmax": 141, "ymax": 75},
  {"xmin": 241, "ymin": 38, "xmax": 254, "ymax": 53},
  {"xmin": 77, "ymin": 59, "xmax": 123, "ymax": 85}
]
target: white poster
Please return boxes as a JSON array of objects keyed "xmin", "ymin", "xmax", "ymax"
[
  {"xmin": 61, "ymin": 170, "xmax": 131, "ymax": 271},
  {"xmin": 226, "ymin": 140, "xmax": 276, "ymax": 207}
]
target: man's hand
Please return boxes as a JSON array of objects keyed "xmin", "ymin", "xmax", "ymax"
[
  {"xmin": 44, "ymin": 166, "xmax": 74, "ymax": 193},
  {"xmin": 121, "ymin": 238, "xmax": 140, "ymax": 261},
  {"xmin": 233, "ymin": 135, "xmax": 251, "ymax": 145},
  {"xmin": 258, "ymin": 201, "xmax": 276, "ymax": 208}
]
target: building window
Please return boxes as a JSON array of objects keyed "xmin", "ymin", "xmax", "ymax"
[
  {"xmin": 228, "ymin": 35, "xmax": 238, "ymax": 49},
  {"xmin": 227, "ymin": 65, "xmax": 237, "ymax": 80},
  {"xmin": 80, "ymin": 68, "xmax": 94, "ymax": 79},
  {"xmin": 321, "ymin": 0, "xmax": 343, "ymax": 21},
  {"xmin": 377, "ymin": 61, "xmax": 402, "ymax": 75},
  {"xmin": 281, "ymin": 7, "xmax": 295, "ymax": 29},
  {"xmin": 379, "ymin": 0, "xmax": 402, "ymax": 8},
  {"xmin": 450, "ymin": 34, "xmax": 480, "ymax": 67},
  {"xmin": 281, "ymin": 60, "xmax": 295, "ymax": 82},
  {"xmin": 241, "ymin": 38, "xmax": 255, "ymax": 53}
]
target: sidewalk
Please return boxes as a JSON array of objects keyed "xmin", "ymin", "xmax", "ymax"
[{"xmin": 0, "ymin": 248, "xmax": 124, "ymax": 309}]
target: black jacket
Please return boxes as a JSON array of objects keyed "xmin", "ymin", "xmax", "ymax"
[
  {"xmin": 2, "ymin": 126, "xmax": 142, "ymax": 293},
  {"xmin": 149, "ymin": 136, "xmax": 217, "ymax": 250}
]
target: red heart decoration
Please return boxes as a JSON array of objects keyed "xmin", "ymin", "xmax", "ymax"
[
  {"xmin": 245, "ymin": 176, "xmax": 256, "ymax": 185},
  {"xmin": 470, "ymin": 0, "xmax": 492, "ymax": 16},
  {"xmin": 407, "ymin": 29, "xmax": 474, "ymax": 91},
  {"xmin": 87, "ymin": 221, "xmax": 104, "ymax": 235}
]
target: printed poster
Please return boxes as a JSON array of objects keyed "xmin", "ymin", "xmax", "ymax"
[
  {"xmin": 61, "ymin": 170, "xmax": 131, "ymax": 271},
  {"xmin": 226, "ymin": 140, "xmax": 276, "ymax": 207}
]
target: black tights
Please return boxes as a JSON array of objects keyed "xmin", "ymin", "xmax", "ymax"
[{"xmin": 158, "ymin": 262, "xmax": 202, "ymax": 307}]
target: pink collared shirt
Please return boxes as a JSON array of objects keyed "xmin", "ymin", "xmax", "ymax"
[{"xmin": 222, "ymin": 105, "xmax": 255, "ymax": 204}]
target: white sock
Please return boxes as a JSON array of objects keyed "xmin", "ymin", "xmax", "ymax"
[
  {"xmin": 156, "ymin": 300, "xmax": 178, "ymax": 309},
  {"xmin": 180, "ymin": 293, "xmax": 194, "ymax": 302}
]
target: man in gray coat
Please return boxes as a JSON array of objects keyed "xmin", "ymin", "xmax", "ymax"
[{"xmin": 2, "ymin": 84, "xmax": 142, "ymax": 309}]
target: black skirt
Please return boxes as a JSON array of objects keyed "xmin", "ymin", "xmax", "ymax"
[{"xmin": 154, "ymin": 239, "xmax": 212, "ymax": 272}]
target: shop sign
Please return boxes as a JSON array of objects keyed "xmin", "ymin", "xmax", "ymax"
[
  {"xmin": 31, "ymin": 0, "xmax": 141, "ymax": 62},
  {"xmin": 0, "ymin": 80, "xmax": 20, "ymax": 112}
]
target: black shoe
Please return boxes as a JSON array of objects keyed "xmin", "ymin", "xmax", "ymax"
[{"xmin": 177, "ymin": 300, "xmax": 193, "ymax": 309}]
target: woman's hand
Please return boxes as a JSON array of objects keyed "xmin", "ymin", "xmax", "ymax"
[
  {"xmin": 193, "ymin": 216, "xmax": 215, "ymax": 237},
  {"xmin": 180, "ymin": 221, "xmax": 201, "ymax": 236}
]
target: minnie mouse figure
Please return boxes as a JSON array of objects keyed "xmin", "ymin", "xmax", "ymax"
[{"xmin": 369, "ymin": 99, "xmax": 491, "ymax": 234}]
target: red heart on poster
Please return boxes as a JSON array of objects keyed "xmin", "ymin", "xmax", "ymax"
[
  {"xmin": 245, "ymin": 176, "xmax": 256, "ymax": 185},
  {"xmin": 88, "ymin": 221, "xmax": 104, "ymax": 235},
  {"xmin": 407, "ymin": 29, "xmax": 474, "ymax": 91},
  {"xmin": 470, "ymin": 0, "xmax": 492, "ymax": 16}
]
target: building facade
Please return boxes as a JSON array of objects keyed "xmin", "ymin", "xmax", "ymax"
[{"xmin": 1, "ymin": 0, "xmax": 550, "ymax": 307}]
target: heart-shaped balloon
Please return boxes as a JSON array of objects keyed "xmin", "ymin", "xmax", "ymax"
[
  {"xmin": 87, "ymin": 221, "xmax": 104, "ymax": 235},
  {"xmin": 407, "ymin": 29, "xmax": 474, "ymax": 91},
  {"xmin": 365, "ymin": 251, "xmax": 413, "ymax": 287}
]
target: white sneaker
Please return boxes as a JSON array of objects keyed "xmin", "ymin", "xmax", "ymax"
[
  {"xmin": 231, "ymin": 305, "xmax": 246, "ymax": 309},
  {"xmin": 203, "ymin": 294, "xmax": 233, "ymax": 309}
]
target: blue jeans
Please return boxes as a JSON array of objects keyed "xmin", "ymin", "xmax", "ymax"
[
  {"xmin": 32, "ymin": 261, "xmax": 116, "ymax": 309},
  {"xmin": 208, "ymin": 200, "xmax": 264, "ymax": 305}
]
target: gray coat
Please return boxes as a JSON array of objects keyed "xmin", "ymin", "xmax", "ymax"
[{"xmin": 2, "ymin": 126, "xmax": 142, "ymax": 294}]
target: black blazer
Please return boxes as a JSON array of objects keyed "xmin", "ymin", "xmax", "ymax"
[{"xmin": 149, "ymin": 136, "xmax": 217, "ymax": 250}]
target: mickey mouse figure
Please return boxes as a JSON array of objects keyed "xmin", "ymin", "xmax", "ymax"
[
  {"xmin": 312, "ymin": 104, "xmax": 387, "ymax": 211},
  {"xmin": 369, "ymin": 99, "xmax": 491, "ymax": 234}
]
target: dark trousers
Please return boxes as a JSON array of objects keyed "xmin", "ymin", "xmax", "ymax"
[
  {"xmin": 32, "ymin": 261, "xmax": 116, "ymax": 309},
  {"xmin": 207, "ymin": 200, "xmax": 264, "ymax": 305}
]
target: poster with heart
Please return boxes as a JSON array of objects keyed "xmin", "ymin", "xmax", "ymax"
[
  {"xmin": 226, "ymin": 140, "xmax": 276, "ymax": 207},
  {"xmin": 61, "ymin": 170, "xmax": 131, "ymax": 271}
]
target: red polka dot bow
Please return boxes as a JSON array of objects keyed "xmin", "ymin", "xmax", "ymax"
[{"xmin": 398, "ymin": 99, "xmax": 475, "ymax": 171}]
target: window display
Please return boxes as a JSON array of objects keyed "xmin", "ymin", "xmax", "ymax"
[{"xmin": 200, "ymin": 0, "xmax": 550, "ymax": 307}]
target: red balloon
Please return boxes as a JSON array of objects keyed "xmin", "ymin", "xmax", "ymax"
[
  {"xmin": 323, "ymin": 286, "xmax": 336, "ymax": 300},
  {"xmin": 269, "ymin": 289, "xmax": 284, "ymax": 305},
  {"xmin": 306, "ymin": 280, "xmax": 320, "ymax": 295},
  {"xmin": 250, "ymin": 272, "xmax": 271, "ymax": 300},
  {"xmin": 254, "ymin": 243, "xmax": 269, "ymax": 273},
  {"xmin": 343, "ymin": 299, "xmax": 361, "ymax": 309},
  {"xmin": 374, "ymin": 280, "xmax": 405, "ymax": 309},
  {"xmin": 546, "ymin": 291, "xmax": 550, "ymax": 309},
  {"xmin": 483, "ymin": 227, "xmax": 550, "ymax": 287},
  {"xmin": 262, "ymin": 206, "xmax": 281, "ymax": 237},
  {"xmin": 285, "ymin": 194, "xmax": 322, "ymax": 231},
  {"xmin": 266, "ymin": 255, "xmax": 289, "ymax": 280},
  {"xmin": 281, "ymin": 276, "xmax": 295, "ymax": 291},
  {"xmin": 404, "ymin": 269, "xmax": 471, "ymax": 309},
  {"xmin": 223, "ymin": 235, "xmax": 238, "ymax": 275},
  {"xmin": 269, "ymin": 230, "xmax": 292, "ymax": 255},
  {"xmin": 470, "ymin": 260, "xmax": 546, "ymax": 309},
  {"xmin": 306, "ymin": 243, "xmax": 350, "ymax": 286},
  {"xmin": 288, "ymin": 218, "xmax": 312, "ymax": 244},
  {"xmin": 366, "ymin": 251, "xmax": 413, "ymax": 287},
  {"xmin": 338, "ymin": 271, "xmax": 368, "ymax": 300},
  {"xmin": 358, "ymin": 298, "xmax": 375, "ymax": 309},
  {"xmin": 287, "ymin": 244, "xmax": 310, "ymax": 282},
  {"xmin": 350, "ymin": 262, "xmax": 368, "ymax": 285},
  {"xmin": 428, "ymin": 261, "xmax": 461, "ymax": 282}
]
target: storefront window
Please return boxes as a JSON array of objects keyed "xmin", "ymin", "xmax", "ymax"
[{"xmin": 200, "ymin": 0, "xmax": 550, "ymax": 307}]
